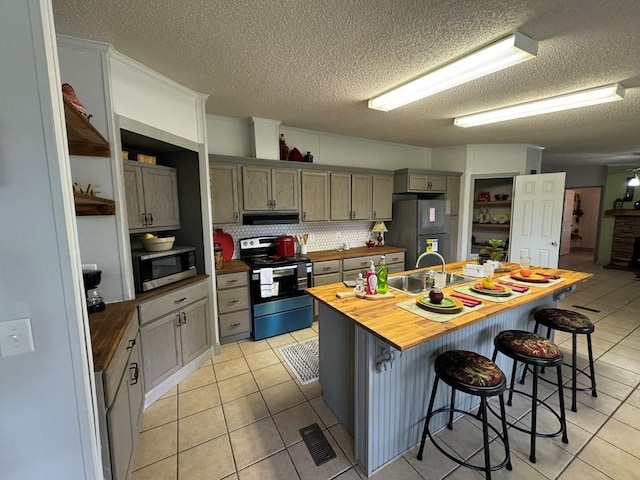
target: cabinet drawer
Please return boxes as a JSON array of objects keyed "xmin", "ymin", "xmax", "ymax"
[
  {"xmin": 104, "ymin": 311, "xmax": 138, "ymax": 408},
  {"xmin": 388, "ymin": 263, "xmax": 405, "ymax": 274},
  {"xmin": 313, "ymin": 260, "xmax": 340, "ymax": 275},
  {"xmin": 216, "ymin": 271, "xmax": 248, "ymax": 290},
  {"xmin": 385, "ymin": 252, "xmax": 405, "ymax": 266},
  {"xmin": 313, "ymin": 272, "xmax": 341, "ymax": 286},
  {"xmin": 342, "ymin": 269, "xmax": 365, "ymax": 282},
  {"xmin": 343, "ymin": 255, "xmax": 378, "ymax": 271},
  {"xmin": 219, "ymin": 310, "xmax": 251, "ymax": 337},
  {"xmin": 217, "ymin": 287, "xmax": 249, "ymax": 314},
  {"xmin": 138, "ymin": 280, "xmax": 208, "ymax": 325}
]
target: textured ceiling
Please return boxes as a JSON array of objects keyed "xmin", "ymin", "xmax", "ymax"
[{"xmin": 51, "ymin": 0, "xmax": 640, "ymax": 169}]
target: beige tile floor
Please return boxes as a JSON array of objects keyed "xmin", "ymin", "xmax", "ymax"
[{"xmin": 131, "ymin": 252, "xmax": 640, "ymax": 479}]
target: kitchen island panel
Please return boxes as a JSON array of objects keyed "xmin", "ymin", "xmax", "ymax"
[{"xmin": 320, "ymin": 296, "xmax": 553, "ymax": 476}]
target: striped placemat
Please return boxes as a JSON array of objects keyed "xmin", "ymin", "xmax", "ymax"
[
  {"xmin": 497, "ymin": 275, "xmax": 564, "ymax": 288},
  {"xmin": 454, "ymin": 284, "xmax": 531, "ymax": 303}
]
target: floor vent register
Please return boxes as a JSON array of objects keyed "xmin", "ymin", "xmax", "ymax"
[{"xmin": 299, "ymin": 423, "xmax": 337, "ymax": 466}]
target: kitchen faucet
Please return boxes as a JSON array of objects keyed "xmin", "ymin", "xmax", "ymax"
[{"xmin": 415, "ymin": 251, "xmax": 446, "ymax": 272}]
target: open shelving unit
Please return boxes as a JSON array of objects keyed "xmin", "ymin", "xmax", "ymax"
[{"xmin": 63, "ymin": 98, "xmax": 115, "ymax": 216}]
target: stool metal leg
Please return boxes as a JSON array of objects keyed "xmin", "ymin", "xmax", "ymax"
[
  {"xmin": 480, "ymin": 397, "xmax": 492, "ymax": 480},
  {"xmin": 507, "ymin": 360, "xmax": 518, "ymax": 406},
  {"xmin": 417, "ymin": 375, "xmax": 439, "ymax": 461},
  {"xmin": 498, "ymin": 393, "xmax": 512, "ymax": 471},
  {"xmin": 571, "ymin": 333, "xmax": 578, "ymax": 412},
  {"xmin": 587, "ymin": 333, "xmax": 598, "ymax": 398},
  {"xmin": 448, "ymin": 388, "xmax": 456, "ymax": 430},
  {"xmin": 530, "ymin": 365, "xmax": 538, "ymax": 463},
  {"xmin": 557, "ymin": 365, "xmax": 569, "ymax": 444}
]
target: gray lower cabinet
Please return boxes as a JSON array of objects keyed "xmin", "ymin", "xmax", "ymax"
[
  {"xmin": 217, "ymin": 271, "xmax": 251, "ymax": 343},
  {"xmin": 139, "ymin": 280, "xmax": 210, "ymax": 392},
  {"xmin": 97, "ymin": 312, "xmax": 143, "ymax": 480}
]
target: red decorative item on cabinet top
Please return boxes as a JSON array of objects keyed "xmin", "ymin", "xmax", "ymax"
[{"xmin": 213, "ymin": 228, "xmax": 234, "ymax": 261}]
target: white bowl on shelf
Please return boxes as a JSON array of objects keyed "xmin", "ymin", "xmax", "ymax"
[{"xmin": 141, "ymin": 236, "xmax": 175, "ymax": 252}]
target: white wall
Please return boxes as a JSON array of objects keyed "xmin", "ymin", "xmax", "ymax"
[
  {"xmin": 1, "ymin": 1, "xmax": 98, "ymax": 478},
  {"xmin": 544, "ymin": 164, "xmax": 608, "ymax": 188},
  {"xmin": 207, "ymin": 115, "xmax": 433, "ymax": 169}
]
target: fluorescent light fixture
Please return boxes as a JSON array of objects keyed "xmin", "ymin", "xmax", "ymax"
[
  {"xmin": 454, "ymin": 83, "xmax": 625, "ymax": 127},
  {"xmin": 629, "ymin": 175, "xmax": 640, "ymax": 187},
  {"xmin": 368, "ymin": 32, "xmax": 537, "ymax": 111}
]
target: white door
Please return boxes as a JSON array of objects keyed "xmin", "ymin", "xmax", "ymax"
[
  {"xmin": 509, "ymin": 172, "xmax": 566, "ymax": 267},
  {"xmin": 560, "ymin": 190, "xmax": 575, "ymax": 256}
]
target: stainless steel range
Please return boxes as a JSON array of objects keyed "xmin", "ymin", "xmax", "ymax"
[{"xmin": 239, "ymin": 236, "xmax": 313, "ymax": 340}]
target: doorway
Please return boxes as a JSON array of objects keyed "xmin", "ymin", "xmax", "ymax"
[{"xmin": 560, "ymin": 187, "xmax": 601, "ymax": 258}]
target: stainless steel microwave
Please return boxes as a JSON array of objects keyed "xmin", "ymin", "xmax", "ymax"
[{"xmin": 132, "ymin": 246, "xmax": 196, "ymax": 292}]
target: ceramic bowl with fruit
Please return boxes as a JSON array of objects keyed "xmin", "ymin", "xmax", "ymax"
[{"xmin": 141, "ymin": 235, "xmax": 175, "ymax": 252}]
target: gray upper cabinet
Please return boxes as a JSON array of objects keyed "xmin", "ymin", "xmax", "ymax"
[
  {"xmin": 371, "ymin": 174, "xmax": 393, "ymax": 221},
  {"xmin": 446, "ymin": 175, "xmax": 461, "ymax": 215},
  {"xmin": 210, "ymin": 162, "xmax": 240, "ymax": 224},
  {"xmin": 241, "ymin": 165, "xmax": 299, "ymax": 211},
  {"xmin": 123, "ymin": 160, "xmax": 180, "ymax": 232},
  {"xmin": 331, "ymin": 172, "xmax": 371, "ymax": 221},
  {"xmin": 301, "ymin": 170, "xmax": 330, "ymax": 222},
  {"xmin": 394, "ymin": 169, "xmax": 446, "ymax": 193}
]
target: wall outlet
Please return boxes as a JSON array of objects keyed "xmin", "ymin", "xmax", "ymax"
[
  {"xmin": 336, "ymin": 232, "xmax": 342, "ymax": 240},
  {"xmin": 309, "ymin": 233, "xmax": 315, "ymax": 243}
]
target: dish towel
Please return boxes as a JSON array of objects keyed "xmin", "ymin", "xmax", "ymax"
[{"xmin": 260, "ymin": 268, "xmax": 273, "ymax": 298}]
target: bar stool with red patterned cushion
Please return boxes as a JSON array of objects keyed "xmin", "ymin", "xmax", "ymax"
[
  {"xmin": 528, "ymin": 308, "xmax": 597, "ymax": 412},
  {"xmin": 417, "ymin": 350, "xmax": 512, "ymax": 479},
  {"xmin": 492, "ymin": 330, "xmax": 568, "ymax": 463}
]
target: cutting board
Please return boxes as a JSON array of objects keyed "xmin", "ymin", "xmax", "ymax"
[{"xmin": 336, "ymin": 291, "xmax": 395, "ymax": 300}]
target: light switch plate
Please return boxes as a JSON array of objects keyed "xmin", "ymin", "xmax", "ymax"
[{"xmin": 0, "ymin": 318, "xmax": 35, "ymax": 357}]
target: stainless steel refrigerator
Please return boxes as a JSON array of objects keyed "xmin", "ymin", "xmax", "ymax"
[{"xmin": 385, "ymin": 199, "xmax": 450, "ymax": 270}]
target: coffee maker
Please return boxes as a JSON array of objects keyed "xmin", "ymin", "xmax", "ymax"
[{"xmin": 82, "ymin": 269, "xmax": 105, "ymax": 313}]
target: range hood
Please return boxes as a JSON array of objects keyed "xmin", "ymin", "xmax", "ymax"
[{"xmin": 242, "ymin": 213, "xmax": 299, "ymax": 225}]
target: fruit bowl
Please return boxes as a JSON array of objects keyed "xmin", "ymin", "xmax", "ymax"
[{"xmin": 141, "ymin": 236, "xmax": 175, "ymax": 252}]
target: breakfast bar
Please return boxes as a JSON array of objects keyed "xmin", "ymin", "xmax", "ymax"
[{"xmin": 305, "ymin": 261, "xmax": 592, "ymax": 476}]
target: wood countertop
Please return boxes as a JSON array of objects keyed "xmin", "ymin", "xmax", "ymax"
[
  {"xmin": 306, "ymin": 262, "xmax": 593, "ymax": 352},
  {"xmin": 305, "ymin": 245, "xmax": 406, "ymax": 262},
  {"xmin": 89, "ymin": 274, "xmax": 209, "ymax": 372},
  {"xmin": 215, "ymin": 259, "xmax": 251, "ymax": 274}
]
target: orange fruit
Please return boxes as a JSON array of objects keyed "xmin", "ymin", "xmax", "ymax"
[{"xmin": 520, "ymin": 268, "xmax": 532, "ymax": 277}]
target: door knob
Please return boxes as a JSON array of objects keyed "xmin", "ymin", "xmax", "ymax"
[{"xmin": 551, "ymin": 241, "xmax": 558, "ymax": 246}]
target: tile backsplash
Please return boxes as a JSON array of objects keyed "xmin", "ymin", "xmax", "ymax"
[{"xmin": 215, "ymin": 221, "xmax": 378, "ymax": 258}]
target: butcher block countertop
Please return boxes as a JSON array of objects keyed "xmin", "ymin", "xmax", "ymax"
[
  {"xmin": 305, "ymin": 245, "xmax": 406, "ymax": 262},
  {"xmin": 89, "ymin": 274, "xmax": 209, "ymax": 372},
  {"xmin": 216, "ymin": 259, "xmax": 251, "ymax": 274},
  {"xmin": 306, "ymin": 262, "xmax": 592, "ymax": 351}
]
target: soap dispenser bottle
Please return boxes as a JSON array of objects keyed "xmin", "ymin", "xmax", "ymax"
[
  {"xmin": 365, "ymin": 261, "xmax": 378, "ymax": 295},
  {"xmin": 356, "ymin": 273, "xmax": 365, "ymax": 294},
  {"xmin": 377, "ymin": 255, "xmax": 388, "ymax": 294}
]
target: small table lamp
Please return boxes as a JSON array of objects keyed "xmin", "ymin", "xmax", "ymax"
[{"xmin": 371, "ymin": 222, "xmax": 388, "ymax": 247}]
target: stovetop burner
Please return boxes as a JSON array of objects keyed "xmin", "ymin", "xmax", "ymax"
[{"xmin": 243, "ymin": 254, "xmax": 310, "ymax": 268}]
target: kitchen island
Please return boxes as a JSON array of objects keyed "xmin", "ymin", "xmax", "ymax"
[{"xmin": 305, "ymin": 261, "xmax": 592, "ymax": 476}]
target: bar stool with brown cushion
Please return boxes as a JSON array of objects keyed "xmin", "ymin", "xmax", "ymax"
[
  {"xmin": 417, "ymin": 350, "xmax": 512, "ymax": 479},
  {"xmin": 530, "ymin": 308, "xmax": 597, "ymax": 412},
  {"xmin": 492, "ymin": 330, "xmax": 568, "ymax": 463}
]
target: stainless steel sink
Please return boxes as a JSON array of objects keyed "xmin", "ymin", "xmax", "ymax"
[{"xmin": 387, "ymin": 272, "xmax": 473, "ymax": 295}]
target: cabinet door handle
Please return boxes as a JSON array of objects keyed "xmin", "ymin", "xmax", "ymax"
[
  {"xmin": 142, "ymin": 213, "xmax": 148, "ymax": 226},
  {"xmin": 126, "ymin": 339, "xmax": 136, "ymax": 350},
  {"xmin": 148, "ymin": 212, "xmax": 154, "ymax": 225},
  {"xmin": 129, "ymin": 362, "xmax": 139, "ymax": 385},
  {"xmin": 322, "ymin": 266, "xmax": 331, "ymax": 271},
  {"xmin": 272, "ymin": 200, "xmax": 276, "ymax": 209},
  {"xmin": 229, "ymin": 322, "xmax": 241, "ymax": 327},
  {"xmin": 361, "ymin": 262, "xmax": 368, "ymax": 266},
  {"xmin": 174, "ymin": 297, "xmax": 187, "ymax": 303},
  {"xmin": 303, "ymin": 211, "xmax": 307, "ymax": 220},
  {"xmin": 225, "ymin": 279, "xmax": 238, "ymax": 286},
  {"xmin": 176, "ymin": 313, "xmax": 182, "ymax": 326},
  {"xmin": 181, "ymin": 312, "xmax": 187, "ymax": 324},
  {"xmin": 227, "ymin": 299, "xmax": 239, "ymax": 305},
  {"xmin": 373, "ymin": 210, "xmax": 376, "ymax": 219},
  {"xmin": 234, "ymin": 212, "xmax": 238, "ymax": 221}
]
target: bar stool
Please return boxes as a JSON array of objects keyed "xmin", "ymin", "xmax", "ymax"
[
  {"xmin": 417, "ymin": 350, "xmax": 512, "ymax": 479},
  {"xmin": 492, "ymin": 330, "xmax": 568, "ymax": 463},
  {"xmin": 530, "ymin": 308, "xmax": 597, "ymax": 412}
]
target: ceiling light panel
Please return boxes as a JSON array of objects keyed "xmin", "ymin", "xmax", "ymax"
[
  {"xmin": 368, "ymin": 32, "xmax": 538, "ymax": 112},
  {"xmin": 454, "ymin": 84, "xmax": 625, "ymax": 127}
]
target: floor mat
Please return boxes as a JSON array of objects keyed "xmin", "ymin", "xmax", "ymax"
[{"xmin": 279, "ymin": 338, "xmax": 319, "ymax": 385}]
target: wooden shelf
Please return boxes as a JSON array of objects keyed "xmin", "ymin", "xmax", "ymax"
[
  {"xmin": 474, "ymin": 200, "xmax": 511, "ymax": 207},
  {"xmin": 605, "ymin": 209, "xmax": 640, "ymax": 216},
  {"xmin": 472, "ymin": 223, "xmax": 510, "ymax": 229},
  {"xmin": 63, "ymin": 98, "xmax": 110, "ymax": 157},
  {"xmin": 74, "ymin": 192, "xmax": 115, "ymax": 216}
]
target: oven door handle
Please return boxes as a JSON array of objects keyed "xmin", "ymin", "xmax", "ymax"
[{"xmin": 254, "ymin": 265, "xmax": 297, "ymax": 279}]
